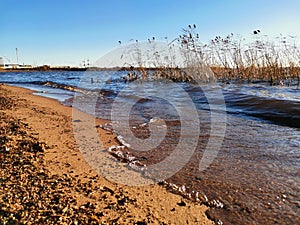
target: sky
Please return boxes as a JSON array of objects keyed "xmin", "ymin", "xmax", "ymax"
[{"xmin": 1, "ymin": 0, "xmax": 300, "ymax": 66}]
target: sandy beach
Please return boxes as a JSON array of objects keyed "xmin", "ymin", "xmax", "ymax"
[{"xmin": 0, "ymin": 84, "xmax": 213, "ymax": 224}]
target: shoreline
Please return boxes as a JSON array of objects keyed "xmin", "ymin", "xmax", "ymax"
[{"xmin": 0, "ymin": 83, "xmax": 214, "ymax": 224}]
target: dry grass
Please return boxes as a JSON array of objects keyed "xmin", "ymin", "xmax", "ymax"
[{"xmin": 121, "ymin": 25, "xmax": 300, "ymax": 86}]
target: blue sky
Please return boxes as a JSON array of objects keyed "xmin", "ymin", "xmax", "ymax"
[{"xmin": 1, "ymin": 0, "xmax": 300, "ymax": 66}]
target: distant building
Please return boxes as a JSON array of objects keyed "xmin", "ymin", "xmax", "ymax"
[
  {"xmin": 5, "ymin": 63, "xmax": 19, "ymax": 68},
  {"xmin": 3, "ymin": 64, "xmax": 33, "ymax": 69},
  {"xmin": 20, "ymin": 64, "xmax": 33, "ymax": 69},
  {"xmin": 0, "ymin": 57, "xmax": 4, "ymax": 67}
]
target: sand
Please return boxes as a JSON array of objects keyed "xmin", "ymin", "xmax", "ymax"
[{"xmin": 0, "ymin": 84, "xmax": 213, "ymax": 224}]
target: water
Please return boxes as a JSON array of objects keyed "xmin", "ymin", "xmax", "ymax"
[{"xmin": 0, "ymin": 71, "xmax": 299, "ymax": 224}]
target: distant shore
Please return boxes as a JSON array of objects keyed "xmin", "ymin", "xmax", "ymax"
[
  {"xmin": 0, "ymin": 66, "xmax": 97, "ymax": 72},
  {"xmin": 0, "ymin": 65, "xmax": 158, "ymax": 72},
  {"xmin": 1, "ymin": 66, "xmax": 299, "ymax": 87},
  {"xmin": 0, "ymin": 66, "xmax": 183, "ymax": 72}
]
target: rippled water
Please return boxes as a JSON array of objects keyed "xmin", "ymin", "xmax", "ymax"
[{"xmin": 0, "ymin": 71, "xmax": 299, "ymax": 224}]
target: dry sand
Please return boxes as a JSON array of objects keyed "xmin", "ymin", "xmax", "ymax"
[{"xmin": 0, "ymin": 84, "xmax": 214, "ymax": 224}]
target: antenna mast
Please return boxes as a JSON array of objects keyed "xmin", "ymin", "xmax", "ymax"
[{"xmin": 16, "ymin": 48, "xmax": 19, "ymax": 64}]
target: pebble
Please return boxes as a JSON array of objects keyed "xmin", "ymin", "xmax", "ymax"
[{"xmin": 0, "ymin": 109, "xmax": 143, "ymax": 224}]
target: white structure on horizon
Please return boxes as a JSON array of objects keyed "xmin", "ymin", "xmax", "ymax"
[{"xmin": 0, "ymin": 57, "xmax": 4, "ymax": 67}]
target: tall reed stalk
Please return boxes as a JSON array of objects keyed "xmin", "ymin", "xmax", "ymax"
[{"xmin": 120, "ymin": 25, "xmax": 300, "ymax": 86}]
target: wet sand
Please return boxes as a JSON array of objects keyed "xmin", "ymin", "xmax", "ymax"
[{"xmin": 0, "ymin": 84, "xmax": 213, "ymax": 225}]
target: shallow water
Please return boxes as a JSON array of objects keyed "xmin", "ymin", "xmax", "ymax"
[
  {"xmin": 166, "ymin": 115, "xmax": 299, "ymax": 224},
  {"xmin": 1, "ymin": 71, "xmax": 299, "ymax": 224},
  {"xmin": 108, "ymin": 95, "xmax": 300, "ymax": 224}
]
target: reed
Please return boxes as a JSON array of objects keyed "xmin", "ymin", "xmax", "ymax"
[
  {"xmin": 204, "ymin": 29, "xmax": 300, "ymax": 86},
  {"xmin": 120, "ymin": 25, "xmax": 300, "ymax": 86}
]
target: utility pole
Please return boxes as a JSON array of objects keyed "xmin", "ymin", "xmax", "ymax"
[{"xmin": 16, "ymin": 48, "xmax": 19, "ymax": 65}]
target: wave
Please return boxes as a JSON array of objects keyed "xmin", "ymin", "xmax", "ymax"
[
  {"xmin": 225, "ymin": 92, "xmax": 300, "ymax": 128},
  {"xmin": 3, "ymin": 80, "xmax": 299, "ymax": 128},
  {"xmin": 34, "ymin": 81, "xmax": 85, "ymax": 93}
]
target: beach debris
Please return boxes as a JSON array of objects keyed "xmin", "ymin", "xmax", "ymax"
[
  {"xmin": 149, "ymin": 117, "xmax": 167, "ymax": 127},
  {"xmin": 177, "ymin": 200, "xmax": 187, "ymax": 207},
  {"xmin": 208, "ymin": 199, "xmax": 224, "ymax": 208},
  {"xmin": 107, "ymin": 145, "xmax": 146, "ymax": 173},
  {"xmin": 96, "ymin": 123, "xmax": 113, "ymax": 132},
  {"xmin": 116, "ymin": 135, "xmax": 131, "ymax": 148}
]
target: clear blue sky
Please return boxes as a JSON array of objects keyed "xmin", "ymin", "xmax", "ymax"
[{"xmin": 1, "ymin": 0, "xmax": 300, "ymax": 66}]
